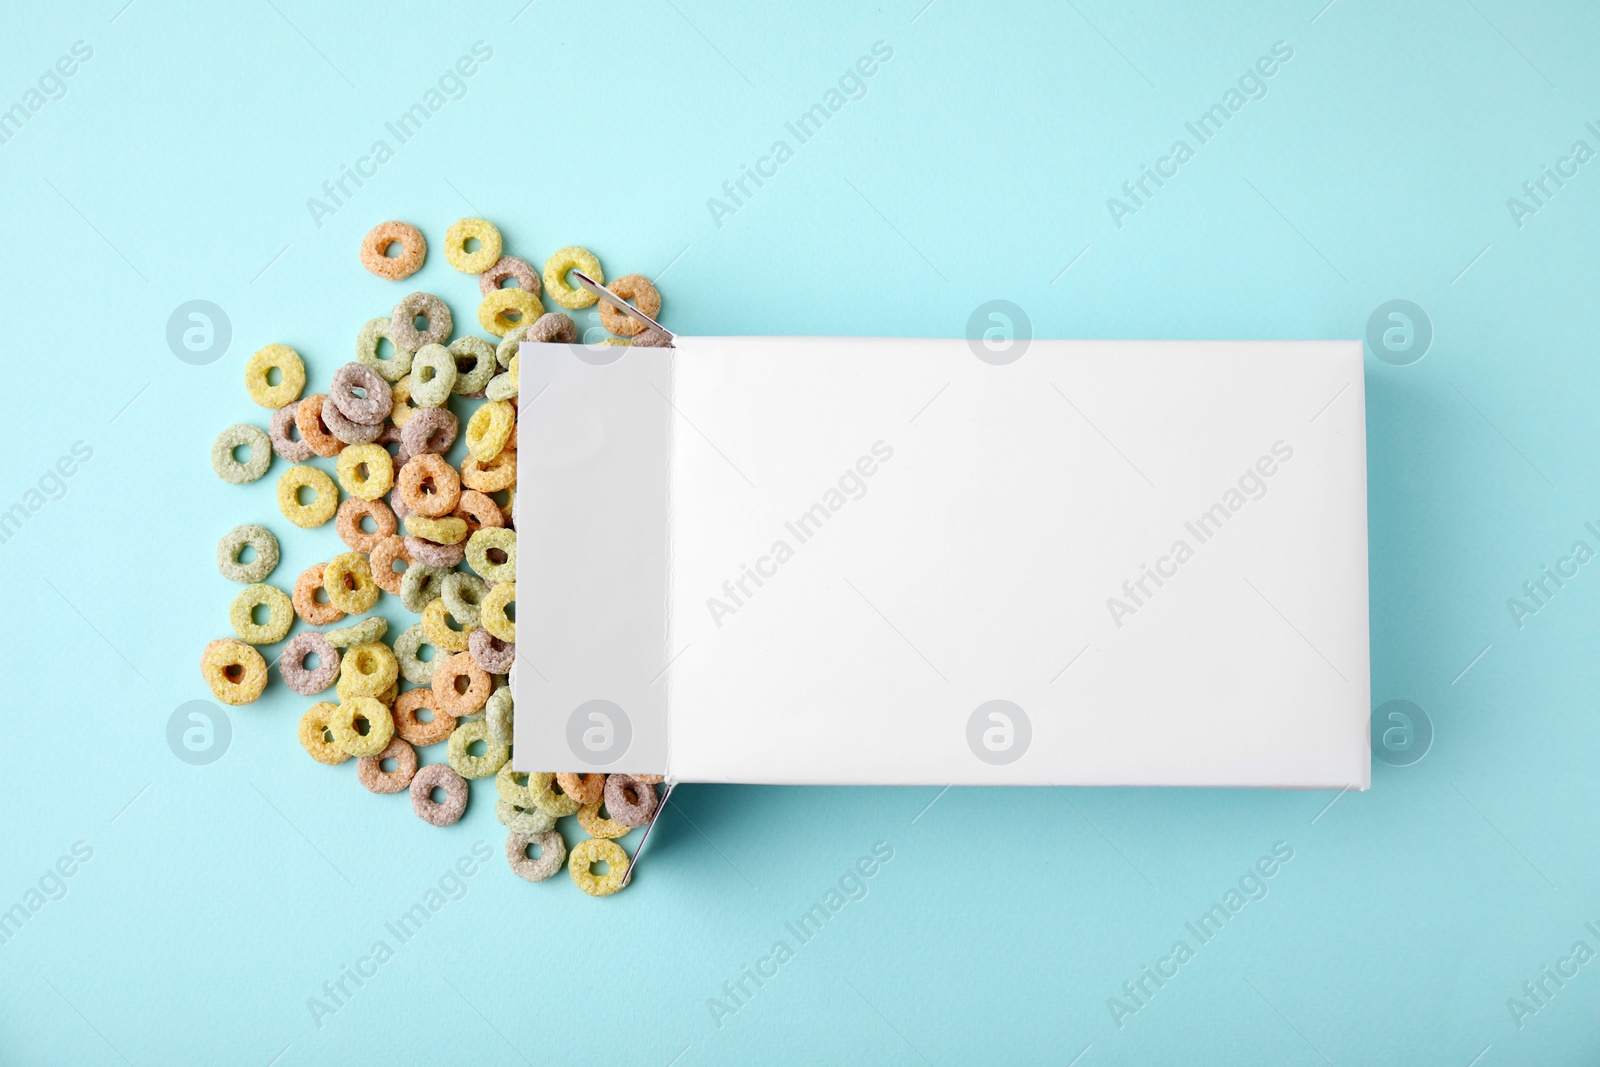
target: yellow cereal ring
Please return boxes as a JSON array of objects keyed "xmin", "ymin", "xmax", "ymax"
[
  {"xmin": 228, "ymin": 583, "xmax": 294, "ymax": 645},
  {"xmin": 277, "ymin": 465, "xmax": 339, "ymax": 528},
  {"xmin": 335, "ymin": 443, "xmax": 394, "ymax": 501},
  {"xmin": 200, "ymin": 638, "xmax": 268, "ymax": 706},
  {"xmin": 443, "ymin": 217, "xmax": 503, "ymax": 273},
  {"xmin": 404, "ymin": 515, "xmax": 468, "ymax": 545},
  {"xmin": 568, "ymin": 837, "xmax": 630, "ymax": 897},
  {"xmin": 421, "ymin": 597, "xmax": 472, "ymax": 654},
  {"xmin": 577, "ymin": 801, "xmax": 635, "ymax": 840},
  {"xmin": 460, "ymin": 449, "xmax": 516, "ymax": 493},
  {"xmin": 390, "ymin": 375, "xmax": 419, "ymax": 428},
  {"xmin": 477, "ymin": 288, "xmax": 544, "ymax": 337},
  {"xmin": 329, "ymin": 696, "xmax": 394, "ymax": 757},
  {"xmin": 245, "ymin": 344, "xmax": 307, "ymax": 408},
  {"xmin": 298, "ymin": 702, "xmax": 350, "ymax": 765},
  {"xmin": 446, "ymin": 719, "xmax": 509, "ymax": 779},
  {"xmin": 481, "ymin": 581, "xmax": 515, "ymax": 642},
  {"xmin": 543, "ymin": 246, "xmax": 603, "ymax": 309},
  {"xmin": 322, "ymin": 552, "xmax": 380, "ymax": 615},
  {"xmin": 338, "ymin": 641, "xmax": 398, "ymax": 697},
  {"xmin": 337, "ymin": 675, "xmax": 397, "ymax": 706},
  {"xmin": 465, "ymin": 400, "xmax": 515, "ymax": 463}
]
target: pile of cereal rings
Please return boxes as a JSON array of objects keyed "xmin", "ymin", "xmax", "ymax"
[{"xmin": 204, "ymin": 218, "xmax": 671, "ymax": 897}]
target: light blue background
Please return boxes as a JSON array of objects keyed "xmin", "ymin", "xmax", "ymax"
[{"xmin": 2, "ymin": 0, "xmax": 1596, "ymax": 1063}]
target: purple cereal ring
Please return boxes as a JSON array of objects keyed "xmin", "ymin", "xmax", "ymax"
[
  {"xmin": 280, "ymin": 632, "xmax": 340, "ymax": 695},
  {"xmin": 527, "ymin": 312, "xmax": 578, "ymax": 344},
  {"xmin": 320, "ymin": 397, "xmax": 384, "ymax": 444},
  {"xmin": 479, "ymin": 255, "xmax": 542, "ymax": 299},
  {"xmin": 329, "ymin": 362, "xmax": 393, "ymax": 424},
  {"xmin": 406, "ymin": 535, "xmax": 465, "ymax": 568},
  {"xmin": 603, "ymin": 774, "xmax": 658, "ymax": 827},
  {"xmin": 469, "ymin": 628, "xmax": 515, "ymax": 674},
  {"xmin": 270, "ymin": 402, "xmax": 313, "ymax": 462},
  {"xmin": 411, "ymin": 763, "xmax": 469, "ymax": 826},
  {"xmin": 400, "ymin": 407, "xmax": 458, "ymax": 457}
]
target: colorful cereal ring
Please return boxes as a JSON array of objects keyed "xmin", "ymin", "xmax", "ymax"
[
  {"xmin": 568, "ymin": 838, "xmax": 629, "ymax": 896},
  {"xmin": 228, "ymin": 583, "xmax": 293, "ymax": 645},
  {"xmin": 360, "ymin": 221, "xmax": 427, "ymax": 280},
  {"xmin": 217, "ymin": 523, "xmax": 279, "ymax": 584},
  {"xmin": 245, "ymin": 344, "xmax": 306, "ymax": 408},
  {"xmin": 211, "ymin": 424, "xmax": 272, "ymax": 484},
  {"xmin": 443, "ymin": 217, "xmax": 502, "ymax": 274},
  {"xmin": 542, "ymin": 247, "xmax": 603, "ymax": 310},
  {"xmin": 277, "ymin": 465, "xmax": 339, "ymax": 528}
]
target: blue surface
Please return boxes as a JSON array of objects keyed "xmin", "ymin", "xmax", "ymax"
[{"xmin": 2, "ymin": 0, "xmax": 1598, "ymax": 1063}]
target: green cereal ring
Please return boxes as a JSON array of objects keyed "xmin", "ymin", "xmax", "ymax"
[
  {"xmin": 211, "ymin": 424, "xmax": 272, "ymax": 484},
  {"xmin": 495, "ymin": 322, "xmax": 534, "ymax": 368},
  {"xmin": 496, "ymin": 798, "xmax": 557, "ymax": 835},
  {"xmin": 217, "ymin": 523, "xmax": 279, "ymax": 584},
  {"xmin": 405, "ymin": 515, "xmax": 468, "ymax": 545},
  {"xmin": 465, "ymin": 527, "xmax": 516, "ymax": 584},
  {"xmin": 392, "ymin": 623, "xmax": 437, "ymax": 685},
  {"xmin": 391, "ymin": 291, "xmax": 452, "ymax": 350},
  {"xmin": 339, "ymin": 640, "xmax": 398, "ymax": 697},
  {"xmin": 325, "ymin": 615, "xmax": 387, "ymax": 648},
  {"xmin": 277, "ymin": 465, "xmax": 339, "ymax": 528},
  {"xmin": 335, "ymin": 443, "xmax": 394, "ymax": 501},
  {"xmin": 443, "ymin": 217, "xmax": 502, "ymax": 273},
  {"xmin": 465, "ymin": 400, "xmax": 515, "ymax": 463},
  {"xmin": 245, "ymin": 344, "xmax": 307, "ymax": 408},
  {"xmin": 298, "ymin": 702, "xmax": 349, "ymax": 765},
  {"xmin": 485, "ymin": 366, "xmax": 517, "ymax": 402},
  {"xmin": 409, "ymin": 344, "xmax": 457, "ymax": 407},
  {"xmin": 448, "ymin": 336, "xmax": 498, "ymax": 396},
  {"xmin": 543, "ymin": 246, "xmax": 603, "ymax": 310},
  {"xmin": 400, "ymin": 562, "xmax": 451, "ymax": 613},
  {"xmin": 507, "ymin": 829, "xmax": 566, "ymax": 883},
  {"xmin": 442, "ymin": 572, "xmax": 487, "ymax": 628},
  {"xmin": 329, "ymin": 696, "xmax": 393, "ymax": 757},
  {"xmin": 356, "ymin": 316, "xmax": 415, "ymax": 382},
  {"xmin": 495, "ymin": 763, "xmax": 534, "ymax": 806},
  {"xmin": 228, "ymin": 583, "xmax": 293, "ymax": 645},
  {"xmin": 480, "ymin": 581, "xmax": 515, "ymax": 642},
  {"xmin": 322, "ymin": 553, "xmax": 380, "ymax": 615},
  {"xmin": 568, "ymin": 837, "xmax": 629, "ymax": 897},
  {"xmin": 527, "ymin": 772, "xmax": 581, "ymax": 817},
  {"xmin": 577, "ymin": 801, "xmax": 634, "ymax": 841},
  {"xmin": 446, "ymin": 719, "xmax": 508, "ymax": 779},
  {"xmin": 485, "ymin": 685, "xmax": 513, "ymax": 745}
]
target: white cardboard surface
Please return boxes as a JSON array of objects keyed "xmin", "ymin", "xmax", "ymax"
[{"xmin": 514, "ymin": 337, "xmax": 1370, "ymax": 789}]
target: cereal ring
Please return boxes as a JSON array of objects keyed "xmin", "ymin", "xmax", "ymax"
[
  {"xmin": 485, "ymin": 367, "xmax": 517, "ymax": 403},
  {"xmin": 543, "ymin": 247, "xmax": 603, "ymax": 310},
  {"xmin": 577, "ymin": 801, "xmax": 634, "ymax": 840},
  {"xmin": 329, "ymin": 696, "xmax": 393, "ymax": 757},
  {"xmin": 441, "ymin": 572, "xmax": 488, "ymax": 628},
  {"xmin": 391, "ymin": 292, "xmax": 452, "ymax": 350},
  {"xmin": 269, "ymin": 402, "xmax": 313, "ymax": 462},
  {"xmin": 393, "ymin": 686, "xmax": 455, "ymax": 746},
  {"xmin": 465, "ymin": 400, "xmax": 515, "ymax": 463},
  {"xmin": 338, "ymin": 674, "xmax": 398, "ymax": 706},
  {"xmin": 357, "ymin": 737, "xmax": 418, "ymax": 794},
  {"xmin": 217, "ymin": 523, "xmax": 279, "ymax": 584},
  {"xmin": 201, "ymin": 638, "xmax": 268, "ymax": 705},
  {"xmin": 400, "ymin": 562, "xmax": 451, "ymax": 614},
  {"xmin": 446, "ymin": 718, "xmax": 507, "ymax": 779},
  {"xmin": 211, "ymin": 424, "xmax": 272, "ymax": 484},
  {"xmin": 370, "ymin": 534, "xmax": 410, "ymax": 595},
  {"xmin": 335, "ymin": 497, "xmax": 397, "ymax": 553},
  {"xmin": 493, "ymin": 795, "xmax": 552, "ymax": 834},
  {"xmin": 339, "ymin": 641, "xmax": 399, "ymax": 697},
  {"xmin": 298, "ymin": 702, "xmax": 349, "ymax": 765},
  {"xmin": 319, "ymin": 397, "xmax": 384, "ymax": 445},
  {"xmin": 396, "ymin": 454, "xmax": 461, "ymax": 517},
  {"xmin": 389, "ymin": 375, "xmax": 420, "ymax": 429},
  {"xmin": 334, "ymin": 443, "xmax": 394, "ymax": 502},
  {"xmin": 244, "ymin": 344, "xmax": 306, "ymax": 408},
  {"xmin": 468, "ymin": 628, "xmax": 515, "ymax": 674},
  {"xmin": 506, "ymin": 829, "xmax": 565, "ymax": 883},
  {"xmin": 277, "ymin": 465, "xmax": 339, "ymax": 528},
  {"xmin": 323, "ymin": 552, "xmax": 380, "ymax": 615},
  {"xmin": 452, "ymin": 490, "xmax": 504, "ymax": 538},
  {"xmin": 449, "ymin": 336, "xmax": 498, "ymax": 398},
  {"xmin": 480, "ymin": 581, "xmax": 515, "ymax": 642},
  {"xmin": 629, "ymin": 775, "xmax": 666, "ymax": 785},
  {"xmin": 411, "ymin": 763, "xmax": 469, "ymax": 826},
  {"xmin": 568, "ymin": 838, "xmax": 629, "ymax": 897},
  {"xmin": 293, "ymin": 395, "xmax": 344, "ymax": 457},
  {"xmin": 632, "ymin": 328, "xmax": 673, "ymax": 348},
  {"xmin": 421, "ymin": 598, "xmax": 473, "ymax": 654},
  {"xmin": 406, "ymin": 536, "xmax": 465, "ymax": 569},
  {"xmin": 292, "ymin": 563, "xmax": 346, "ymax": 626},
  {"xmin": 281, "ymin": 632, "xmax": 340, "ymax": 695},
  {"xmin": 557, "ymin": 772, "xmax": 605, "ymax": 806},
  {"xmin": 476, "ymin": 288, "xmax": 544, "ymax": 337},
  {"xmin": 327, "ymin": 615, "xmax": 386, "ymax": 649},
  {"xmin": 228, "ymin": 583, "xmax": 293, "ymax": 645},
  {"xmin": 360, "ymin": 220, "xmax": 427, "ymax": 281},
  {"xmin": 526, "ymin": 312, "xmax": 579, "ymax": 344},
  {"xmin": 604, "ymin": 774, "xmax": 658, "ymax": 827},
  {"xmin": 330, "ymin": 362, "xmax": 393, "ymax": 424},
  {"xmin": 527, "ymin": 772, "xmax": 581, "ymax": 817},
  {"xmin": 598, "ymin": 274, "xmax": 662, "ymax": 337},
  {"xmin": 485, "ymin": 686, "xmax": 513, "ymax": 745},
  {"xmin": 433, "ymin": 651, "xmax": 490, "ymax": 715},
  {"xmin": 408, "ymin": 344, "xmax": 457, "ymax": 407},
  {"xmin": 399, "ymin": 406, "xmax": 457, "ymax": 457},
  {"xmin": 479, "ymin": 255, "xmax": 541, "ymax": 298},
  {"xmin": 495, "ymin": 763, "xmax": 533, "ymax": 805},
  {"xmin": 465, "ymin": 528, "xmax": 516, "ymax": 584},
  {"xmin": 443, "ymin": 217, "xmax": 503, "ymax": 273},
  {"xmin": 460, "ymin": 449, "xmax": 516, "ymax": 493},
  {"xmin": 355, "ymin": 318, "xmax": 416, "ymax": 386},
  {"xmin": 404, "ymin": 516, "xmax": 468, "ymax": 546}
]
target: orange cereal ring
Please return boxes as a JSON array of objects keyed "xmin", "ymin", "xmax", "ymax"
[
  {"xmin": 452, "ymin": 490, "xmax": 505, "ymax": 537},
  {"xmin": 201, "ymin": 638, "xmax": 269, "ymax": 706},
  {"xmin": 431, "ymin": 651, "xmax": 490, "ymax": 716},
  {"xmin": 360, "ymin": 221, "xmax": 427, "ymax": 281},
  {"xmin": 557, "ymin": 772, "xmax": 606, "ymax": 805},
  {"xmin": 597, "ymin": 274, "xmax": 662, "ymax": 337},
  {"xmin": 292, "ymin": 563, "xmax": 347, "ymax": 626},
  {"xmin": 396, "ymin": 453, "xmax": 461, "ymax": 517},
  {"xmin": 393, "ymin": 686, "xmax": 456, "ymax": 747},
  {"xmin": 369, "ymin": 534, "xmax": 410, "ymax": 595},
  {"xmin": 357, "ymin": 737, "xmax": 418, "ymax": 794},
  {"xmin": 460, "ymin": 449, "xmax": 515, "ymax": 493},
  {"xmin": 293, "ymin": 395, "xmax": 343, "ymax": 458},
  {"xmin": 336, "ymin": 497, "xmax": 397, "ymax": 553}
]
